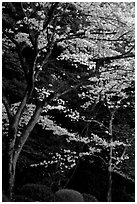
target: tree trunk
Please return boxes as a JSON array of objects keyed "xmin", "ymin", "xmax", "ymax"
[
  {"xmin": 4, "ymin": 118, "xmax": 18, "ymax": 200},
  {"xmin": 107, "ymin": 142, "xmax": 113, "ymax": 202},
  {"xmin": 4, "ymin": 144, "xmax": 20, "ymax": 201},
  {"xmin": 8, "ymin": 158, "xmax": 16, "ymax": 200},
  {"xmin": 3, "ymin": 86, "xmax": 76, "ymax": 200},
  {"xmin": 107, "ymin": 110, "xmax": 115, "ymax": 202},
  {"xmin": 5, "ymin": 105, "xmax": 43, "ymax": 200},
  {"xmin": 5, "ymin": 142, "xmax": 18, "ymax": 201}
]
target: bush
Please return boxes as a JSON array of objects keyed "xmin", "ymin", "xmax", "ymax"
[
  {"xmin": 2, "ymin": 193, "xmax": 10, "ymax": 202},
  {"xmin": 83, "ymin": 193, "xmax": 98, "ymax": 202},
  {"xmin": 14, "ymin": 195, "xmax": 34, "ymax": 202},
  {"xmin": 16, "ymin": 183, "xmax": 54, "ymax": 201},
  {"xmin": 54, "ymin": 189, "xmax": 84, "ymax": 202}
]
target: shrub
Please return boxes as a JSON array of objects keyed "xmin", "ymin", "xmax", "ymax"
[
  {"xmin": 2, "ymin": 193, "xmax": 9, "ymax": 202},
  {"xmin": 54, "ymin": 189, "xmax": 84, "ymax": 202},
  {"xmin": 17, "ymin": 183, "xmax": 54, "ymax": 201},
  {"xmin": 14, "ymin": 195, "xmax": 34, "ymax": 202},
  {"xmin": 83, "ymin": 193, "xmax": 98, "ymax": 202}
]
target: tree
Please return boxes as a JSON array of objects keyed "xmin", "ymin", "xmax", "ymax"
[
  {"xmin": 66, "ymin": 60, "xmax": 134, "ymax": 201},
  {"xmin": 2, "ymin": 2, "xmax": 134, "ymax": 200}
]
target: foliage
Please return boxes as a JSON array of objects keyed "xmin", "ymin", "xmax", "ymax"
[
  {"xmin": 16, "ymin": 184, "xmax": 54, "ymax": 202},
  {"xmin": 2, "ymin": 97, "xmax": 134, "ymax": 183},
  {"xmin": 54, "ymin": 189, "xmax": 84, "ymax": 202},
  {"xmin": 66, "ymin": 156, "xmax": 134, "ymax": 202},
  {"xmin": 83, "ymin": 193, "xmax": 98, "ymax": 202},
  {"xmin": 2, "ymin": 2, "xmax": 135, "ymax": 201},
  {"xmin": 14, "ymin": 195, "xmax": 34, "ymax": 202},
  {"xmin": 2, "ymin": 193, "xmax": 10, "ymax": 202},
  {"xmin": 2, "ymin": 102, "xmax": 132, "ymax": 167}
]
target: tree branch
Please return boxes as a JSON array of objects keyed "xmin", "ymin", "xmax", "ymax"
[
  {"xmin": 48, "ymin": 83, "xmax": 82, "ymax": 103},
  {"xmin": 93, "ymin": 48, "xmax": 135, "ymax": 73},
  {"xmin": 2, "ymin": 29, "xmax": 18, "ymax": 46},
  {"xmin": 16, "ymin": 46, "xmax": 30, "ymax": 82},
  {"xmin": 3, "ymin": 30, "xmax": 29, "ymax": 81},
  {"xmin": 21, "ymin": 2, "xmax": 36, "ymax": 48},
  {"xmin": 14, "ymin": 82, "xmax": 82, "ymax": 157},
  {"xmin": 113, "ymin": 136, "xmax": 135, "ymax": 170},
  {"xmin": 84, "ymin": 119, "xmax": 109, "ymax": 131},
  {"xmin": 81, "ymin": 13, "xmax": 127, "ymax": 26},
  {"xmin": 2, "ymin": 17, "xmax": 16, "ymax": 33},
  {"xmin": 2, "ymin": 94, "xmax": 13, "ymax": 121},
  {"xmin": 13, "ymin": 52, "xmax": 39, "ymax": 135},
  {"xmin": 27, "ymin": 53, "xmax": 39, "ymax": 100},
  {"xmin": 43, "ymin": 3, "xmax": 59, "ymax": 30},
  {"xmin": 56, "ymin": 30, "xmax": 117, "ymax": 43}
]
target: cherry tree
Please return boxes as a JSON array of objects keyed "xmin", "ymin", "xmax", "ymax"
[{"xmin": 2, "ymin": 2, "xmax": 134, "ymax": 200}]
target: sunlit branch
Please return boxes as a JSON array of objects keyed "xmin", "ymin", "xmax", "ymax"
[{"xmin": 2, "ymin": 94, "xmax": 13, "ymax": 121}]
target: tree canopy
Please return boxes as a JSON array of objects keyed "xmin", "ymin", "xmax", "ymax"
[{"xmin": 2, "ymin": 2, "xmax": 135, "ymax": 202}]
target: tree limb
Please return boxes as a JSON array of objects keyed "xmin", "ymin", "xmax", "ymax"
[
  {"xmin": 16, "ymin": 46, "xmax": 30, "ymax": 82},
  {"xmin": 56, "ymin": 30, "xmax": 117, "ymax": 43},
  {"xmin": 93, "ymin": 46, "xmax": 135, "ymax": 64},
  {"xmin": 21, "ymin": 2, "xmax": 36, "ymax": 48},
  {"xmin": 2, "ymin": 29, "xmax": 18, "ymax": 46},
  {"xmin": 2, "ymin": 94, "xmax": 13, "ymax": 121},
  {"xmin": 3, "ymin": 30, "xmax": 29, "ymax": 81},
  {"xmin": 14, "ymin": 82, "xmax": 82, "ymax": 156},
  {"xmin": 93, "ymin": 46, "xmax": 135, "ymax": 73},
  {"xmin": 2, "ymin": 17, "xmax": 16, "ymax": 33},
  {"xmin": 13, "ymin": 52, "xmax": 39, "ymax": 135},
  {"xmin": 43, "ymin": 3, "xmax": 59, "ymax": 30},
  {"xmin": 113, "ymin": 136, "xmax": 135, "ymax": 170}
]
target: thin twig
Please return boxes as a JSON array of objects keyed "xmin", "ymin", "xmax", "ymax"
[
  {"xmin": 113, "ymin": 137, "xmax": 135, "ymax": 170},
  {"xmin": 21, "ymin": 3, "xmax": 35, "ymax": 48}
]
